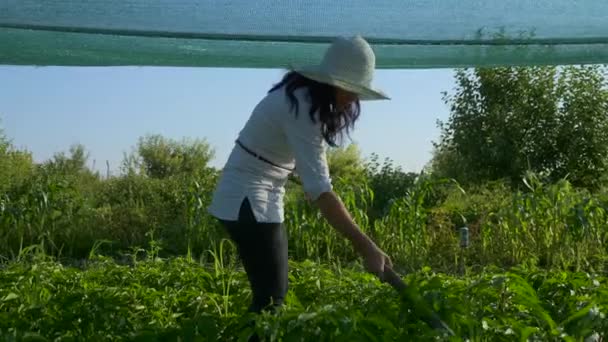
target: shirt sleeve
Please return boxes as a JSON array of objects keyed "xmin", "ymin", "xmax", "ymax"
[{"xmin": 282, "ymin": 104, "xmax": 333, "ymax": 201}]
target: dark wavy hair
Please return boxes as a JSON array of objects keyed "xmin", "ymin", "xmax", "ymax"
[{"xmin": 268, "ymin": 71, "xmax": 361, "ymax": 147}]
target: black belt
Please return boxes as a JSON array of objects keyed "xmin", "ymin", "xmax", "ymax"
[{"xmin": 236, "ymin": 140, "xmax": 294, "ymax": 172}]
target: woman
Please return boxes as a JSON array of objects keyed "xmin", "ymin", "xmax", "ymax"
[{"xmin": 208, "ymin": 35, "xmax": 393, "ymax": 314}]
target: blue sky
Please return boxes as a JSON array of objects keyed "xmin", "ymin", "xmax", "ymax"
[{"xmin": 0, "ymin": 66, "xmax": 455, "ymax": 175}]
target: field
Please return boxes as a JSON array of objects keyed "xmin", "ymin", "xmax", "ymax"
[
  {"xmin": 1, "ymin": 144, "xmax": 608, "ymax": 341},
  {"xmin": 1, "ymin": 255, "xmax": 606, "ymax": 341}
]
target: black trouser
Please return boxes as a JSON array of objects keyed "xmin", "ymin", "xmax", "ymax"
[{"xmin": 219, "ymin": 198, "xmax": 289, "ymax": 313}]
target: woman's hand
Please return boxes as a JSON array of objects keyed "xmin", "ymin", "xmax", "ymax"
[
  {"xmin": 313, "ymin": 191, "xmax": 393, "ymax": 279},
  {"xmin": 361, "ymin": 242, "xmax": 393, "ymax": 278}
]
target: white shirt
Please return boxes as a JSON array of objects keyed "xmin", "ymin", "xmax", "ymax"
[{"xmin": 207, "ymin": 87, "xmax": 333, "ymax": 223}]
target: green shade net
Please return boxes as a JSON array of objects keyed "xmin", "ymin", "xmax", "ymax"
[{"xmin": 1, "ymin": 0, "xmax": 607, "ymax": 68}]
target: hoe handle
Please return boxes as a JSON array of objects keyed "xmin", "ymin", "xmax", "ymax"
[{"xmin": 382, "ymin": 266, "xmax": 456, "ymax": 336}]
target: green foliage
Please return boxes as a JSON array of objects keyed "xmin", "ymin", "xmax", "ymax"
[
  {"xmin": 429, "ymin": 180, "xmax": 511, "ymax": 230},
  {"xmin": 431, "ymin": 65, "xmax": 608, "ymax": 189},
  {"xmin": 0, "ymin": 125, "xmax": 35, "ymax": 193},
  {"xmin": 1, "ymin": 145, "xmax": 607, "ymax": 275},
  {"xmin": 42, "ymin": 144, "xmax": 90, "ymax": 176},
  {"xmin": 0, "ymin": 134, "xmax": 221, "ymax": 262},
  {"xmin": 124, "ymin": 134, "xmax": 215, "ymax": 179},
  {"xmin": 326, "ymin": 143, "xmax": 366, "ymax": 183},
  {"xmin": 554, "ymin": 66, "xmax": 608, "ymax": 188},
  {"xmin": 363, "ymin": 153, "xmax": 418, "ymax": 220},
  {"xmin": 0, "ymin": 256, "xmax": 605, "ymax": 341},
  {"xmin": 0, "ymin": 126, "xmax": 607, "ymax": 275}
]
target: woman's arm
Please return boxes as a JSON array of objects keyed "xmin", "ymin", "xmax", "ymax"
[
  {"xmin": 313, "ymin": 191, "xmax": 392, "ymax": 277},
  {"xmin": 281, "ymin": 95, "xmax": 392, "ymax": 277}
]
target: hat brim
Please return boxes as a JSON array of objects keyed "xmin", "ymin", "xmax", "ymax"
[{"xmin": 291, "ymin": 66, "xmax": 390, "ymax": 101}]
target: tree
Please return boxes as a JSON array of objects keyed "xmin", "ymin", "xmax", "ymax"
[
  {"xmin": 124, "ymin": 134, "xmax": 215, "ymax": 179},
  {"xmin": 364, "ymin": 153, "xmax": 418, "ymax": 219},
  {"xmin": 43, "ymin": 144, "xmax": 90, "ymax": 175},
  {"xmin": 0, "ymin": 122, "xmax": 34, "ymax": 191},
  {"xmin": 430, "ymin": 65, "xmax": 608, "ymax": 189},
  {"xmin": 326, "ymin": 143, "xmax": 366, "ymax": 182},
  {"xmin": 0, "ymin": 123, "xmax": 8, "ymax": 153}
]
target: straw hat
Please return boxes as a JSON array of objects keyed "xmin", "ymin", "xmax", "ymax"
[{"xmin": 294, "ymin": 35, "xmax": 389, "ymax": 101}]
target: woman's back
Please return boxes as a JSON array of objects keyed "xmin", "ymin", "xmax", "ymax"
[{"xmin": 208, "ymin": 86, "xmax": 332, "ymax": 223}]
